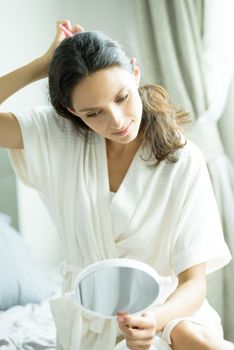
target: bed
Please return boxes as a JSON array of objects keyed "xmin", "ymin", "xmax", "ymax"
[
  {"xmin": 0, "ymin": 149, "xmax": 18, "ymax": 230},
  {"xmin": 0, "ymin": 148, "xmax": 60, "ymax": 349},
  {"xmin": 0, "ymin": 301, "xmax": 56, "ymax": 349}
]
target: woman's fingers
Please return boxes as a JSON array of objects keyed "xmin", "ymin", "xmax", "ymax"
[
  {"xmin": 57, "ymin": 20, "xmax": 85, "ymax": 37},
  {"xmin": 118, "ymin": 323, "xmax": 154, "ymax": 339},
  {"xmin": 73, "ymin": 23, "xmax": 85, "ymax": 33},
  {"xmin": 117, "ymin": 312, "xmax": 156, "ymax": 350},
  {"xmin": 118, "ymin": 313, "xmax": 155, "ymax": 330},
  {"xmin": 55, "ymin": 20, "xmax": 84, "ymax": 41},
  {"xmin": 57, "ymin": 19, "xmax": 72, "ymax": 31}
]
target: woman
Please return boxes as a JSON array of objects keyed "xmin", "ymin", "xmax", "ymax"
[{"xmin": 0, "ymin": 20, "xmax": 233, "ymax": 350}]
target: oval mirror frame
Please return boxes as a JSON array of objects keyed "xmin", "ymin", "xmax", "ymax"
[{"xmin": 74, "ymin": 258, "xmax": 161, "ymax": 319}]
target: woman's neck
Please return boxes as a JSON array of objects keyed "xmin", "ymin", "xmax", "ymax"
[{"xmin": 105, "ymin": 137, "xmax": 141, "ymax": 157}]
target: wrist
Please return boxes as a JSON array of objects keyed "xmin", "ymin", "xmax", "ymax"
[
  {"xmin": 33, "ymin": 54, "xmax": 51, "ymax": 80},
  {"xmin": 152, "ymin": 306, "xmax": 167, "ymax": 334}
]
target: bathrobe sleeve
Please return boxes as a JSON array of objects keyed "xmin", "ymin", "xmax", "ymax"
[
  {"xmin": 170, "ymin": 143, "xmax": 231, "ymax": 276},
  {"xmin": 8, "ymin": 106, "xmax": 72, "ymax": 196}
]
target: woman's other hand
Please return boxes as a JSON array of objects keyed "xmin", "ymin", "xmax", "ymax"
[{"xmin": 117, "ymin": 311, "xmax": 157, "ymax": 350}]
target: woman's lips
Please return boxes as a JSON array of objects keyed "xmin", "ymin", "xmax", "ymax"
[{"xmin": 112, "ymin": 121, "xmax": 132, "ymax": 136}]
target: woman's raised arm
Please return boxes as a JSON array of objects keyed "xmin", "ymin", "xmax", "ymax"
[{"xmin": 0, "ymin": 20, "xmax": 84, "ymax": 149}]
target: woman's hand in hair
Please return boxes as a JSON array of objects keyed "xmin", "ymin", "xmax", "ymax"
[{"xmin": 41, "ymin": 20, "xmax": 85, "ymax": 76}]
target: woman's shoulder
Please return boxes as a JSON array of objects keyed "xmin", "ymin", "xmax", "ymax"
[
  {"xmin": 168, "ymin": 139, "xmax": 208, "ymax": 185},
  {"xmin": 176, "ymin": 139, "xmax": 206, "ymax": 167},
  {"xmin": 11, "ymin": 104, "xmax": 56, "ymax": 119},
  {"xmin": 11, "ymin": 104, "xmax": 75, "ymax": 134},
  {"xmin": 22, "ymin": 105, "xmax": 67, "ymax": 126}
]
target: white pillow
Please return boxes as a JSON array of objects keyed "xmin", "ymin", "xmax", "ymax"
[{"xmin": 0, "ymin": 214, "xmax": 52, "ymax": 310}]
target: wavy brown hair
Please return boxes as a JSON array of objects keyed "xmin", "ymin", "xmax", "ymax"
[
  {"xmin": 49, "ymin": 31, "xmax": 190, "ymax": 166},
  {"xmin": 138, "ymin": 84, "xmax": 189, "ymax": 164}
]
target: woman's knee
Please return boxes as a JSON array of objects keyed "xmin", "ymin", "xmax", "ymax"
[{"xmin": 170, "ymin": 320, "xmax": 216, "ymax": 350}]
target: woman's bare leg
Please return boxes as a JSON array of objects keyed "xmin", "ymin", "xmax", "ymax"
[{"xmin": 170, "ymin": 321, "xmax": 234, "ymax": 350}]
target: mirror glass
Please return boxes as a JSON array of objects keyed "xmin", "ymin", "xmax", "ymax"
[{"xmin": 74, "ymin": 260, "xmax": 160, "ymax": 318}]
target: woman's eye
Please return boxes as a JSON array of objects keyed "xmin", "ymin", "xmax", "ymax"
[
  {"xmin": 117, "ymin": 94, "xmax": 128, "ymax": 103},
  {"xmin": 86, "ymin": 111, "xmax": 101, "ymax": 118}
]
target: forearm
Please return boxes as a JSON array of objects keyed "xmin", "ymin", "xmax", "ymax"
[
  {"xmin": 153, "ymin": 276, "xmax": 206, "ymax": 333},
  {"xmin": 0, "ymin": 55, "xmax": 49, "ymax": 105},
  {"xmin": 0, "ymin": 20, "xmax": 84, "ymax": 106}
]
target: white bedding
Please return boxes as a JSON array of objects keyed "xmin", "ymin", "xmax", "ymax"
[
  {"xmin": 0, "ymin": 267, "xmax": 62, "ymax": 350},
  {"xmin": 0, "ymin": 299, "xmax": 56, "ymax": 349},
  {"xmin": 0, "ymin": 209, "xmax": 62, "ymax": 349}
]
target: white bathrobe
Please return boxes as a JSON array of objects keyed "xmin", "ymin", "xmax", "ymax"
[{"xmin": 8, "ymin": 106, "xmax": 231, "ymax": 349}]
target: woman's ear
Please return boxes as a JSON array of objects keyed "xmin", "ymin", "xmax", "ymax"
[{"xmin": 130, "ymin": 57, "xmax": 141, "ymax": 87}]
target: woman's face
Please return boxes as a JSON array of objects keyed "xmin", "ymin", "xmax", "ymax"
[{"xmin": 69, "ymin": 64, "xmax": 143, "ymax": 144}]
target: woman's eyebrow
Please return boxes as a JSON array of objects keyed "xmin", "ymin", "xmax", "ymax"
[{"xmin": 78, "ymin": 86, "xmax": 127, "ymax": 112}]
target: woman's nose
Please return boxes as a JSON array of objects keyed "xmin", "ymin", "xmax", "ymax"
[{"xmin": 108, "ymin": 107, "xmax": 124, "ymax": 129}]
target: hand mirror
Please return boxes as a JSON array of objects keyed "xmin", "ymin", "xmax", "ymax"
[{"xmin": 74, "ymin": 259, "xmax": 162, "ymax": 319}]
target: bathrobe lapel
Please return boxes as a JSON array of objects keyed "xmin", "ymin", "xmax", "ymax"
[
  {"xmin": 107, "ymin": 143, "xmax": 154, "ymax": 240},
  {"xmin": 92, "ymin": 136, "xmax": 117, "ymax": 259}
]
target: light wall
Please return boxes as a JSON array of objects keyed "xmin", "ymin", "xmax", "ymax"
[
  {"xmin": 0, "ymin": 0, "xmax": 62, "ymax": 268},
  {"xmin": 60, "ymin": 0, "xmax": 144, "ymax": 69}
]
